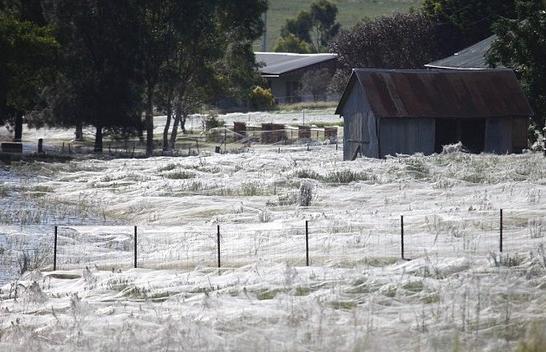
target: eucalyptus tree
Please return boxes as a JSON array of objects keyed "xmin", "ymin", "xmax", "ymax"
[
  {"xmin": 43, "ymin": 0, "xmax": 143, "ymax": 152},
  {"xmin": 488, "ymin": 0, "xmax": 546, "ymax": 131},
  {"xmin": 422, "ymin": 0, "xmax": 516, "ymax": 46},
  {"xmin": 156, "ymin": 0, "xmax": 267, "ymax": 152},
  {"xmin": 0, "ymin": 2, "xmax": 57, "ymax": 141},
  {"xmin": 276, "ymin": 0, "xmax": 340, "ymax": 53}
]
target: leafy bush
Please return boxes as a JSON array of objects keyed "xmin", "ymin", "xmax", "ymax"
[
  {"xmin": 204, "ymin": 113, "xmax": 224, "ymax": 130},
  {"xmin": 273, "ymin": 33, "xmax": 312, "ymax": 53},
  {"xmin": 249, "ymin": 86, "xmax": 275, "ymax": 111}
]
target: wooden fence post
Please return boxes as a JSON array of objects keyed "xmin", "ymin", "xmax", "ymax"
[
  {"xmin": 305, "ymin": 220, "xmax": 309, "ymax": 266},
  {"xmin": 134, "ymin": 226, "xmax": 138, "ymax": 268},
  {"xmin": 53, "ymin": 226, "xmax": 58, "ymax": 271},
  {"xmin": 500, "ymin": 209, "xmax": 503, "ymax": 253},
  {"xmin": 217, "ymin": 225, "xmax": 221, "ymax": 268}
]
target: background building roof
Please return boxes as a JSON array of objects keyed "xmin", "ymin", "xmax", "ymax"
[
  {"xmin": 425, "ymin": 35, "xmax": 498, "ymax": 70},
  {"xmin": 336, "ymin": 68, "xmax": 533, "ymax": 118},
  {"xmin": 255, "ymin": 52, "xmax": 337, "ymax": 77}
]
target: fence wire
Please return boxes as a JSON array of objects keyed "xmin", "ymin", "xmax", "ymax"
[
  {"xmin": 138, "ymin": 226, "xmax": 217, "ymax": 270},
  {"xmin": 1, "ymin": 210, "xmax": 545, "ymax": 285},
  {"xmin": 54, "ymin": 226, "xmax": 132, "ymax": 271}
]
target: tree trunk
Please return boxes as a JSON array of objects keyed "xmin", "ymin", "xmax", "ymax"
[
  {"xmin": 94, "ymin": 125, "xmax": 103, "ymax": 153},
  {"xmin": 179, "ymin": 113, "xmax": 187, "ymax": 134},
  {"xmin": 169, "ymin": 104, "xmax": 182, "ymax": 150},
  {"xmin": 145, "ymin": 85, "xmax": 154, "ymax": 156},
  {"xmin": 75, "ymin": 122, "xmax": 83, "ymax": 141},
  {"xmin": 137, "ymin": 121, "xmax": 144, "ymax": 142},
  {"xmin": 162, "ymin": 93, "xmax": 173, "ymax": 151},
  {"xmin": 14, "ymin": 113, "xmax": 23, "ymax": 142}
]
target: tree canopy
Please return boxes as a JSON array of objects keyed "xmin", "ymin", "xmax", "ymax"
[
  {"xmin": 275, "ymin": 0, "xmax": 340, "ymax": 53},
  {"xmin": 3, "ymin": 0, "xmax": 545, "ymax": 151},
  {"xmin": 488, "ymin": 0, "xmax": 546, "ymax": 130},
  {"xmin": 42, "ymin": 0, "xmax": 144, "ymax": 151},
  {"xmin": 422, "ymin": 0, "xmax": 516, "ymax": 45},
  {"xmin": 0, "ymin": 12, "xmax": 57, "ymax": 139},
  {"xmin": 0, "ymin": 0, "xmax": 267, "ymax": 153},
  {"xmin": 331, "ymin": 13, "xmax": 456, "ymax": 70}
]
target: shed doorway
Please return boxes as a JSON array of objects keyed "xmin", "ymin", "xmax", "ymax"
[
  {"xmin": 435, "ymin": 118, "xmax": 485, "ymax": 153},
  {"xmin": 434, "ymin": 119, "xmax": 458, "ymax": 153},
  {"xmin": 460, "ymin": 118, "xmax": 485, "ymax": 153}
]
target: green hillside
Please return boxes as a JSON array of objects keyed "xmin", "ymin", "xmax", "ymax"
[{"xmin": 257, "ymin": 0, "xmax": 422, "ymax": 51}]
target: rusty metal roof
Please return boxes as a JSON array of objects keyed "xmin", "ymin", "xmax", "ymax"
[{"xmin": 335, "ymin": 68, "xmax": 533, "ymax": 118}]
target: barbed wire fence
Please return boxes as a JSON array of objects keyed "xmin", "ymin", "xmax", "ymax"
[{"xmin": 1, "ymin": 209, "xmax": 545, "ymax": 285}]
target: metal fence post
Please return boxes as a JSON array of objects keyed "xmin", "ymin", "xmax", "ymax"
[
  {"xmin": 305, "ymin": 220, "xmax": 309, "ymax": 266},
  {"xmin": 500, "ymin": 209, "xmax": 503, "ymax": 253},
  {"xmin": 217, "ymin": 225, "xmax": 221, "ymax": 268},
  {"xmin": 134, "ymin": 226, "xmax": 138, "ymax": 268},
  {"xmin": 401, "ymin": 215, "xmax": 405, "ymax": 260},
  {"xmin": 53, "ymin": 226, "xmax": 58, "ymax": 271}
]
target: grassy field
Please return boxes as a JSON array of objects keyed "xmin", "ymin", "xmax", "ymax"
[
  {"xmin": 2, "ymin": 138, "xmax": 546, "ymax": 350},
  {"xmin": 257, "ymin": 0, "xmax": 422, "ymax": 51}
]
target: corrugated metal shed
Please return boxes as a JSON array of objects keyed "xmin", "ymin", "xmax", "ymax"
[
  {"xmin": 425, "ymin": 35, "xmax": 498, "ymax": 70},
  {"xmin": 255, "ymin": 52, "xmax": 338, "ymax": 77},
  {"xmin": 336, "ymin": 68, "xmax": 533, "ymax": 119}
]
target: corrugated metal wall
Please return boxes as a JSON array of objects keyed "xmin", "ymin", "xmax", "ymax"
[
  {"xmin": 379, "ymin": 118, "xmax": 435, "ymax": 157},
  {"xmin": 341, "ymin": 79, "xmax": 527, "ymax": 159},
  {"xmin": 511, "ymin": 118, "xmax": 528, "ymax": 152},
  {"xmin": 484, "ymin": 118, "xmax": 512, "ymax": 153},
  {"xmin": 342, "ymin": 82, "xmax": 379, "ymax": 160}
]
